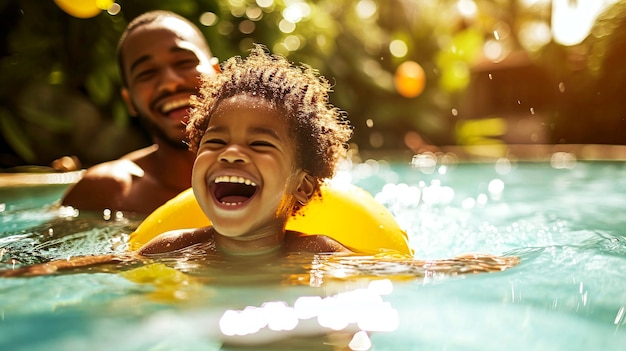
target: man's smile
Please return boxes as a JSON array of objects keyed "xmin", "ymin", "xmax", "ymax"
[
  {"xmin": 160, "ymin": 98, "xmax": 190, "ymax": 114},
  {"xmin": 156, "ymin": 97, "xmax": 192, "ymax": 124}
]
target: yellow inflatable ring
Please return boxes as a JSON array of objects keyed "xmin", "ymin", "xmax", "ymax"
[{"xmin": 129, "ymin": 182, "xmax": 413, "ymax": 256}]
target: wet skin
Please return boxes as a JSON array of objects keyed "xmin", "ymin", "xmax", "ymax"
[
  {"xmin": 191, "ymin": 94, "xmax": 314, "ymax": 254},
  {"xmin": 61, "ymin": 17, "xmax": 218, "ymax": 214},
  {"xmin": 120, "ymin": 18, "xmax": 216, "ymax": 145}
]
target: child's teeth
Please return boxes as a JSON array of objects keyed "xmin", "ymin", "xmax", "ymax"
[
  {"xmin": 221, "ymin": 201, "xmax": 243, "ymax": 206},
  {"xmin": 215, "ymin": 176, "xmax": 256, "ymax": 186}
]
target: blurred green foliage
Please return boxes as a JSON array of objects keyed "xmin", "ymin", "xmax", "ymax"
[{"xmin": 1, "ymin": 0, "xmax": 625, "ymax": 168}]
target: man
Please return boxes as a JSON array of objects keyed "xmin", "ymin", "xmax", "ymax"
[{"xmin": 61, "ymin": 11, "xmax": 220, "ymax": 214}]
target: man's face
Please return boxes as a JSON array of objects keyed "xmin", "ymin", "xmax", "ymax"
[{"xmin": 120, "ymin": 18, "xmax": 217, "ymax": 148}]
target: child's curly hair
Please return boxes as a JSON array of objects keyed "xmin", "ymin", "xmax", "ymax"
[{"xmin": 187, "ymin": 44, "xmax": 352, "ymax": 193}]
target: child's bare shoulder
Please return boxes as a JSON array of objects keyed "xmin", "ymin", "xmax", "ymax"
[
  {"xmin": 284, "ymin": 231, "xmax": 350, "ymax": 253},
  {"xmin": 139, "ymin": 227, "xmax": 214, "ymax": 256}
]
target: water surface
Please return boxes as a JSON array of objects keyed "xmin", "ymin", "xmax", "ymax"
[{"xmin": 1, "ymin": 159, "xmax": 625, "ymax": 350}]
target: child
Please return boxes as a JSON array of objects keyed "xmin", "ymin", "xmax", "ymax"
[
  {"xmin": 137, "ymin": 44, "xmax": 353, "ymax": 256},
  {"xmin": 1, "ymin": 45, "xmax": 353, "ymax": 277}
]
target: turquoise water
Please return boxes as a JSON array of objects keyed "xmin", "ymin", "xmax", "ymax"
[{"xmin": 1, "ymin": 158, "xmax": 625, "ymax": 350}]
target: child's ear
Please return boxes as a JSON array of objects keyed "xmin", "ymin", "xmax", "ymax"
[
  {"xmin": 121, "ymin": 88, "xmax": 137, "ymax": 116},
  {"xmin": 294, "ymin": 173, "xmax": 315, "ymax": 204}
]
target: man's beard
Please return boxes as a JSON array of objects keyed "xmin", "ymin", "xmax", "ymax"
[{"xmin": 135, "ymin": 112, "xmax": 190, "ymax": 151}]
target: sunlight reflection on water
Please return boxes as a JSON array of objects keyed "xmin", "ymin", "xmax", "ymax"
[{"xmin": 1, "ymin": 156, "xmax": 626, "ymax": 350}]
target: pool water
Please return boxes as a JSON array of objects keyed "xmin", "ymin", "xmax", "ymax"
[{"xmin": 1, "ymin": 158, "xmax": 625, "ymax": 350}]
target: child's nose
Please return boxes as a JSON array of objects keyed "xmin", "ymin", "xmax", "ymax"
[{"xmin": 218, "ymin": 145, "xmax": 249, "ymax": 164}]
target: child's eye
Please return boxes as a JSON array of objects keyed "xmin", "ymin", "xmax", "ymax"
[
  {"xmin": 250, "ymin": 141, "xmax": 275, "ymax": 148},
  {"xmin": 203, "ymin": 138, "xmax": 226, "ymax": 145}
]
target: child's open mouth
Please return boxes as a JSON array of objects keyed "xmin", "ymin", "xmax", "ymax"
[{"xmin": 211, "ymin": 175, "xmax": 258, "ymax": 206}]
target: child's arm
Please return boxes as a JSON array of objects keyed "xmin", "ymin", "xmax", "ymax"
[
  {"xmin": 0, "ymin": 253, "xmax": 136, "ymax": 278},
  {"xmin": 0, "ymin": 227, "xmax": 211, "ymax": 277}
]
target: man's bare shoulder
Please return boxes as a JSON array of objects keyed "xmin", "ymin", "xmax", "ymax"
[
  {"xmin": 60, "ymin": 159, "xmax": 144, "ymax": 210},
  {"xmin": 60, "ymin": 146, "xmax": 162, "ymax": 212},
  {"xmin": 285, "ymin": 232, "xmax": 351, "ymax": 253}
]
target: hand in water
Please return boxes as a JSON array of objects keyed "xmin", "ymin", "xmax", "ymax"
[{"xmin": 0, "ymin": 253, "xmax": 135, "ymax": 277}]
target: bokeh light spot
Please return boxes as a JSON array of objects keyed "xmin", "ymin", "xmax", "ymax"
[
  {"xmin": 394, "ymin": 61, "xmax": 426, "ymax": 98},
  {"xmin": 279, "ymin": 19, "xmax": 296, "ymax": 33},
  {"xmin": 389, "ymin": 40, "xmax": 408, "ymax": 58},
  {"xmin": 284, "ymin": 35, "xmax": 302, "ymax": 51},
  {"xmin": 238, "ymin": 20, "xmax": 255, "ymax": 34},
  {"xmin": 246, "ymin": 6, "xmax": 263, "ymax": 20},
  {"xmin": 256, "ymin": 0, "xmax": 274, "ymax": 8},
  {"xmin": 283, "ymin": 3, "xmax": 311, "ymax": 23},
  {"xmin": 107, "ymin": 3, "xmax": 120, "ymax": 15},
  {"xmin": 457, "ymin": 0, "xmax": 477, "ymax": 19},
  {"xmin": 54, "ymin": 0, "xmax": 112, "ymax": 18},
  {"xmin": 356, "ymin": 0, "xmax": 377, "ymax": 19},
  {"xmin": 200, "ymin": 12, "xmax": 218, "ymax": 26}
]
